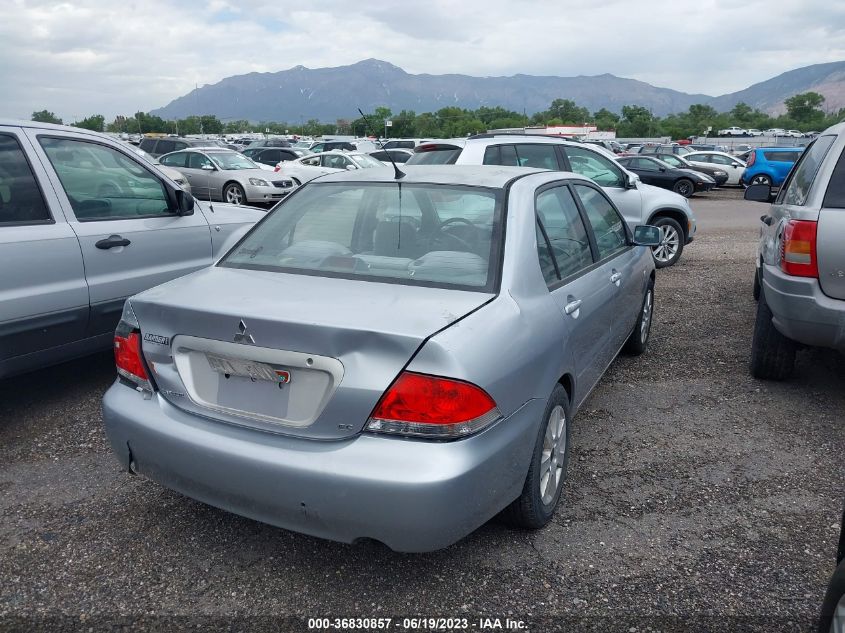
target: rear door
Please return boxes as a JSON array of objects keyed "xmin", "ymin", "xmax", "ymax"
[
  {"xmin": 534, "ymin": 184, "xmax": 612, "ymax": 404},
  {"xmin": 27, "ymin": 129, "xmax": 213, "ymax": 337},
  {"xmin": 0, "ymin": 128, "xmax": 89, "ymax": 373}
]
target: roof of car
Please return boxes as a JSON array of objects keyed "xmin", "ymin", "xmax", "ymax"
[{"xmin": 312, "ymin": 165, "xmax": 571, "ymax": 188}]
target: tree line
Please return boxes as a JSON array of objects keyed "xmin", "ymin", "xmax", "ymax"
[{"xmin": 31, "ymin": 91, "xmax": 841, "ymax": 139}]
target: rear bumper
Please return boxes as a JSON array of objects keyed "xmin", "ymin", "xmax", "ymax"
[
  {"xmin": 762, "ymin": 264, "xmax": 845, "ymax": 351},
  {"xmin": 103, "ymin": 384, "xmax": 543, "ymax": 552}
]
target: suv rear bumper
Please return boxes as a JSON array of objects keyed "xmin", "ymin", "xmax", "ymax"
[
  {"xmin": 103, "ymin": 383, "xmax": 544, "ymax": 552},
  {"xmin": 762, "ymin": 263, "xmax": 845, "ymax": 351}
]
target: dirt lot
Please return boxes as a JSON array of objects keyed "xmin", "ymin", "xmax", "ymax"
[{"xmin": 1, "ymin": 188, "xmax": 843, "ymax": 632}]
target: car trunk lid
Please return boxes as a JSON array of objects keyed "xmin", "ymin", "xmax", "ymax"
[{"xmin": 131, "ymin": 267, "xmax": 493, "ymax": 439}]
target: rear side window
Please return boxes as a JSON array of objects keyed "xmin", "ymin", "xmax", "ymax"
[
  {"xmin": 39, "ymin": 137, "xmax": 172, "ymax": 221},
  {"xmin": 155, "ymin": 140, "xmax": 176, "ymax": 155},
  {"xmin": 160, "ymin": 152, "xmax": 188, "ymax": 167},
  {"xmin": 779, "ymin": 136, "xmax": 835, "ymax": 206},
  {"xmin": 222, "ymin": 183, "xmax": 503, "ymax": 291},
  {"xmin": 764, "ymin": 151, "xmax": 801, "ymax": 163},
  {"xmin": 173, "ymin": 142, "xmax": 187, "ymax": 151},
  {"xmin": 483, "ymin": 144, "xmax": 559, "ymax": 170},
  {"xmin": 407, "ymin": 146, "xmax": 463, "ymax": 165},
  {"xmin": 535, "ymin": 186, "xmax": 594, "ymax": 282},
  {"xmin": 573, "ymin": 184, "xmax": 628, "ymax": 259},
  {"xmin": 138, "ymin": 139, "xmax": 156, "ymax": 153},
  {"xmin": 0, "ymin": 134, "xmax": 52, "ymax": 225},
  {"xmin": 822, "ymin": 145, "xmax": 845, "ymax": 208}
]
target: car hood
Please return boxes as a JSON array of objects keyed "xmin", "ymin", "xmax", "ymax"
[
  {"xmin": 195, "ymin": 199, "xmax": 265, "ymax": 225},
  {"xmin": 130, "ymin": 267, "xmax": 493, "ymax": 440}
]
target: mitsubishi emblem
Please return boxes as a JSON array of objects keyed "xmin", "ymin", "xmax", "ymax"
[{"xmin": 233, "ymin": 319, "xmax": 255, "ymax": 345}]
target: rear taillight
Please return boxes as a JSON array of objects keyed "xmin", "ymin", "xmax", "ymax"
[
  {"xmin": 273, "ymin": 164, "xmax": 281, "ymax": 172},
  {"xmin": 746, "ymin": 152, "xmax": 756, "ymax": 167},
  {"xmin": 114, "ymin": 301, "xmax": 152, "ymax": 391},
  {"xmin": 366, "ymin": 371, "xmax": 501, "ymax": 439},
  {"xmin": 780, "ymin": 219, "xmax": 818, "ymax": 278}
]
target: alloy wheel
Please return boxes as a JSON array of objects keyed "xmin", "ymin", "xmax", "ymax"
[
  {"xmin": 539, "ymin": 405, "xmax": 567, "ymax": 505},
  {"xmin": 225, "ymin": 186, "xmax": 244, "ymax": 204},
  {"xmin": 653, "ymin": 225, "xmax": 680, "ymax": 263},
  {"xmin": 640, "ymin": 289, "xmax": 653, "ymax": 343}
]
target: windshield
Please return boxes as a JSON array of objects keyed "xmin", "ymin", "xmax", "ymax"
[
  {"xmin": 221, "ymin": 182, "xmax": 504, "ymax": 291},
  {"xmin": 350, "ymin": 154, "xmax": 387, "ymax": 169},
  {"xmin": 208, "ymin": 152, "xmax": 259, "ymax": 170}
]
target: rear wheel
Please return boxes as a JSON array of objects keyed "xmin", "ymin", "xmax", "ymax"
[
  {"xmin": 753, "ymin": 267, "xmax": 761, "ymax": 301},
  {"xmin": 503, "ymin": 385, "xmax": 571, "ymax": 529},
  {"xmin": 673, "ymin": 178, "xmax": 694, "ymax": 198},
  {"xmin": 651, "ymin": 217, "xmax": 685, "ymax": 268},
  {"xmin": 750, "ymin": 174, "xmax": 772, "ymax": 186},
  {"xmin": 750, "ymin": 289, "xmax": 796, "ymax": 380}
]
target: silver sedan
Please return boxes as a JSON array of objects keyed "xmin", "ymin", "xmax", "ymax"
[
  {"xmin": 159, "ymin": 148, "xmax": 294, "ymax": 204},
  {"xmin": 103, "ymin": 166, "xmax": 660, "ymax": 552}
]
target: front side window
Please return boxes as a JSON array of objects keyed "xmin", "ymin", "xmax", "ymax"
[
  {"xmin": 222, "ymin": 183, "xmax": 503, "ymax": 291},
  {"xmin": 0, "ymin": 134, "xmax": 52, "ymax": 225},
  {"xmin": 574, "ymin": 184, "xmax": 628, "ymax": 259},
  {"xmin": 687, "ymin": 154, "xmax": 711, "ymax": 163},
  {"xmin": 564, "ymin": 147, "xmax": 625, "ymax": 187},
  {"xmin": 779, "ymin": 136, "xmax": 835, "ymax": 206},
  {"xmin": 39, "ymin": 137, "xmax": 171, "ymax": 221},
  {"xmin": 708, "ymin": 154, "xmax": 733, "ymax": 165},
  {"xmin": 535, "ymin": 186, "xmax": 594, "ymax": 282},
  {"xmin": 301, "ymin": 156, "xmax": 321, "ymax": 166},
  {"xmin": 661, "ymin": 155, "xmax": 684, "ymax": 168},
  {"xmin": 188, "ymin": 153, "xmax": 213, "ymax": 169},
  {"xmin": 632, "ymin": 158, "xmax": 659, "ymax": 171}
]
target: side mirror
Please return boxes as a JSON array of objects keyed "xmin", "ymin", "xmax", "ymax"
[
  {"xmin": 623, "ymin": 173, "xmax": 637, "ymax": 189},
  {"xmin": 175, "ymin": 189, "xmax": 194, "ymax": 216},
  {"xmin": 633, "ymin": 225, "xmax": 661, "ymax": 246},
  {"xmin": 201, "ymin": 164, "xmax": 215, "ymax": 171},
  {"xmin": 731, "ymin": 163, "xmax": 740, "ymax": 168},
  {"xmin": 744, "ymin": 183, "xmax": 774, "ymax": 203},
  {"xmin": 659, "ymin": 167, "xmax": 666, "ymax": 172},
  {"xmin": 346, "ymin": 164, "xmax": 357, "ymax": 170}
]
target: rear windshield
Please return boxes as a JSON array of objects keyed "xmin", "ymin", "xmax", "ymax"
[
  {"xmin": 221, "ymin": 182, "xmax": 504, "ymax": 291},
  {"xmin": 406, "ymin": 147, "xmax": 463, "ymax": 165}
]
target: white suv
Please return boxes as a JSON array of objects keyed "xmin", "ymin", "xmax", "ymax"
[
  {"xmin": 406, "ymin": 135, "xmax": 697, "ymax": 267},
  {"xmin": 718, "ymin": 126, "xmax": 749, "ymax": 137}
]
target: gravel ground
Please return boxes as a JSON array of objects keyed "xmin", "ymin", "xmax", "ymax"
[{"xmin": 1, "ymin": 188, "xmax": 843, "ymax": 633}]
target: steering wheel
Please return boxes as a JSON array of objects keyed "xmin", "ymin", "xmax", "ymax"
[{"xmin": 432, "ymin": 217, "xmax": 478, "ymax": 251}]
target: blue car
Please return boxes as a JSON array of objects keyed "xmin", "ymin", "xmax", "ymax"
[{"xmin": 741, "ymin": 147, "xmax": 803, "ymax": 187}]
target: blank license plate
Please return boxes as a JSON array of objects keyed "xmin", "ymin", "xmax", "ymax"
[{"xmin": 206, "ymin": 354, "xmax": 291, "ymax": 383}]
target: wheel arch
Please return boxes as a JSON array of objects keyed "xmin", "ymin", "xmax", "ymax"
[{"xmin": 647, "ymin": 208, "xmax": 689, "ymax": 240}]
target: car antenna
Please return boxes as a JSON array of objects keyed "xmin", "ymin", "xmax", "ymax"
[{"xmin": 357, "ymin": 108, "xmax": 404, "ymax": 180}]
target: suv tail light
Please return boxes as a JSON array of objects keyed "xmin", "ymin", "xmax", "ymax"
[
  {"xmin": 780, "ymin": 219, "xmax": 818, "ymax": 278},
  {"xmin": 366, "ymin": 372, "xmax": 501, "ymax": 439},
  {"xmin": 746, "ymin": 151, "xmax": 756, "ymax": 167},
  {"xmin": 114, "ymin": 301, "xmax": 153, "ymax": 392}
]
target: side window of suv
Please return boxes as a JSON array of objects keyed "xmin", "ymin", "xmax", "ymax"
[
  {"xmin": 573, "ymin": 184, "xmax": 628, "ymax": 259},
  {"xmin": 138, "ymin": 139, "xmax": 156, "ymax": 153},
  {"xmin": 779, "ymin": 136, "xmax": 835, "ymax": 206},
  {"xmin": 0, "ymin": 134, "xmax": 52, "ymax": 225},
  {"xmin": 483, "ymin": 144, "xmax": 559, "ymax": 170},
  {"xmin": 155, "ymin": 140, "xmax": 176, "ymax": 155},
  {"xmin": 535, "ymin": 186, "xmax": 594, "ymax": 283},
  {"xmin": 39, "ymin": 137, "xmax": 172, "ymax": 221},
  {"xmin": 564, "ymin": 147, "xmax": 626, "ymax": 187}
]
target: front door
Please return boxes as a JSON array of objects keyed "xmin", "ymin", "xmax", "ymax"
[{"xmin": 28, "ymin": 130, "xmax": 213, "ymax": 336}]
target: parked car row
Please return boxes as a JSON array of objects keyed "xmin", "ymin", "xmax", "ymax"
[{"xmin": 717, "ymin": 126, "xmax": 814, "ymax": 138}]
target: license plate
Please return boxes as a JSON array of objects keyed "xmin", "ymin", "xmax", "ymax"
[{"xmin": 206, "ymin": 354, "xmax": 291, "ymax": 383}]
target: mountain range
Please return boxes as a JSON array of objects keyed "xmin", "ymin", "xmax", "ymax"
[{"xmin": 151, "ymin": 59, "xmax": 845, "ymax": 123}]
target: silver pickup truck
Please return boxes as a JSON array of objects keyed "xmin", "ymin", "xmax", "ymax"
[
  {"xmin": 0, "ymin": 120, "xmax": 265, "ymax": 379},
  {"xmin": 746, "ymin": 121, "xmax": 845, "ymax": 379}
]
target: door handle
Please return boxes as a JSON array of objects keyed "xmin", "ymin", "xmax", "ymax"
[
  {"xmin": 610, "ymin": 271, "xmax": 622, "ymax": 285},
  {"xmin": 95, "ymin": 235, "xmax": 131, "ymax": 250},
  {"xmin": 563, "ymin": 299, "xmax": 582, "ymax": 315}
]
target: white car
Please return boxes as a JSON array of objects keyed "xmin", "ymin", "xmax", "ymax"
[
  {"xmin": 785, "ymin": 130, "xmax": 804, "ymax": 138},
  {"xmin": 765, "ymin": 128, "xmax": 787, "ymax": 137},
  {"xmin": 683, "ymin": 151, "xmax": 746, "ymax": 186},
  {"xmin": 747, "ymin": 129, "xmax": 763, "ymax": 137},
  {"xmin": 718, "ymin": 126, "xmax": 748, "ymax": 137},
  {"xmin": 275, "ymin": 151, "xmax": 386, "ymax": 185}
]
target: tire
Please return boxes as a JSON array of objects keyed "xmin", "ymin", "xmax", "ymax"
[
  {"xmin": 749, "ymin": 289, "xmax": 797, "ymax": 380},
  {"xmin": 502, "ymin": 385, "xmax": 571, "ymax": 529},
  {"xmin": 753, "ymin": 267, "xmax": 761, "ymax": 301},
  {"xmin": 749, "ymin": 174, "xmax": 772, "ymax": 186},
  {"xmin": 818, "ymin": 558, "xmax": 845, "ymax": 633},
  {"xmin": 650, "ymin": 216, "xmax": 685, "ymax": 268},
  {"xmin": 623, "ymin": 280, "xmax": 655, "ymax": 355},
  {"xmin": 673, "ymin": 178, "xmax": 695, "ymax": 198},
  {"xmin": 223, "ymin": 182, "xmax": 246, "ymax": 205}
]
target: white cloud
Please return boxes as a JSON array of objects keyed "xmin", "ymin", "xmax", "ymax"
[{"xmin": 1, "ymin": 0, "xmax": 844, "ymax": 121}]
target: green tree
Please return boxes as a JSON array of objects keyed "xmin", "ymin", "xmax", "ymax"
[
  {"xmin": 32, "ymin": 110, "xmax": 62, "ymax": 124},
  {"xmin": 730, "ymin": 102, "xmax": 753, "ymax": 124},
  {"xmin": 72, "ymin": 114, "xmax": 105, "ymax": 132},
  {"xmin": 593, "ymin": 108, "xmax": 620, "ymax": 131},
  {"xmin": 547, "ymin": 99, "xmax": 590, "ymax": 124},
  {"xmin": 784, "ymin": 92, "xmax": 825, "ymax": 125},
  {"xmin": 618, "ymin": 105, "xmax": 654, "ymax": 137}
]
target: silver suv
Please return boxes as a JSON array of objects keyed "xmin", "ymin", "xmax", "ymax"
[
  {"xmin": 0, "ymin": 120, "xmax": 265, "ymax": 379},
  {"xmin": 407, "ymin": 135, "xmax": 697, "ymax": 267},
  {"xmin": 746, "ymin": 122, "xmax": 845, "ymax": 379}
]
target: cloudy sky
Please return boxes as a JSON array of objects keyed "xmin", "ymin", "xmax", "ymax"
[{"xmin": 2, "ymin": 0, "xmax": 845, "ymax": 122}]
